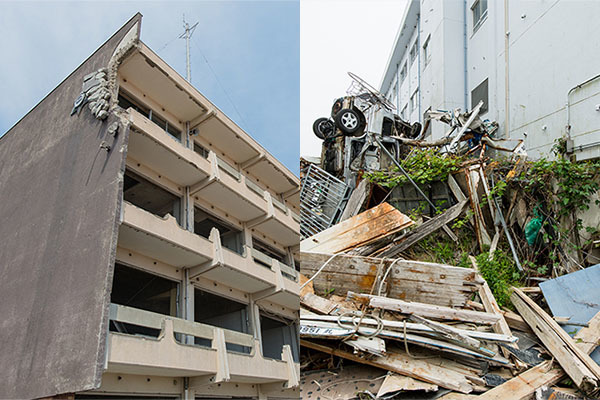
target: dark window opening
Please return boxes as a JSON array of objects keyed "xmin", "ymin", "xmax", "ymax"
[
  {"xmin": 253, "ymin": 238, "xmax": 286, "ymax": 264},
  {"xmin": 124, "ymin": 169, "xmax": 182, "ymax": 225},
  {"xmin": 382, "ymin": 117, "xmax": 394, "ymax": 136},
  {"xmin": 472, "ymin": 0, "xmax": 488, "ymax": 32},
  {"xmin": 194, "ymin": 141, "xmax": 210, "ymax": 158},
  {"xmin": 109, "ymin": 263, "xmax": 178, "ymax": 337},
  {"xmin": 194, "ymin": 289, "xmax": 251, "ymax": 353},
  {"xmin": 118, "ymin": 90, "xmax": 181, "ymax": 142},
  {"xmin": 194, "ymin": 207, "xmax": 244, "ymax": 255},
  {"xmin": 260, "ymin": 313, "xmax": 299, "ymax": 362},
  {"xmin": 471, "ymin": 78, "xmax": 489, "ymax": 114}
]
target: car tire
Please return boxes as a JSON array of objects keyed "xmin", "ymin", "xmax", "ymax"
[
  {"xmin": 313, "ymin": 117, "xmax": 334, "ymax": 139},
  {"xmin": 409, "ymin": 122, "xmax": 422, "ymax": 138},
  {"xmin": 334, "ymin": 108, "xmax": 364, "ymax": 135}
]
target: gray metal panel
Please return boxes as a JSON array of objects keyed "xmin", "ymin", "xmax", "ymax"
[
  {"xmin": 540, "ymin": 264, "xmax": 600, "ymax": 365},
  {"xmin": 0, "ymin": 14, "xmax": 141, "ymax": 399}
]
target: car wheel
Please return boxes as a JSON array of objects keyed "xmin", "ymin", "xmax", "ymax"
[
  {"xmin": 335, "ymin": 108, "xmax": 364, "ymax": 135},
  {"xmin": 312, "ymin": 117, "xmax": 334, "ymax": 139},
  {"xmin": 409, "ymin": 122, "xmax": 422, "ymax": 138}
]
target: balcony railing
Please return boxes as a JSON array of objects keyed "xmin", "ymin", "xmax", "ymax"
[{"xmin": 107, "ymin": 303, "xmax": 299, "ymax": 386}]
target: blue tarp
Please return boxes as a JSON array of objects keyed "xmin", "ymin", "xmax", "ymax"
[{"xmin": 540, "ymin": 264, "xmax": 600, "ymax": 364}]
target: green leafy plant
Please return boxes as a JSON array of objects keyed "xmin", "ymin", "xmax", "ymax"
[{"xmin": 475, "ymin": 250, "xmax": 522, "ymax": 308}]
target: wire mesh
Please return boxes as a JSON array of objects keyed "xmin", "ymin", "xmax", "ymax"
[{"xmin": 300, "ymin": 164, "xmax": 350, "ymax": 239}]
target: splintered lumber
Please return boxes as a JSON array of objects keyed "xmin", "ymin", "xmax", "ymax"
[
  {"xmin": 339, "ymin": 179, "xmax": 370, "ymax": 222},
  {"xmin": 301, "ymin": 339, "xmax": 475, "ymax": 394},
  {"xmin": 477, "ymin": 313, "xmax": 600, "ymax": 399},
  {"xmin": 376, "ymin": 374, "xmax": 438, "ymax": 397},
  {"xmin": 477, "ymin": 361, "xmax": 564, "ymax": 400},
  {"xmin": 511, "ymin": 288, "xmax": 600, "ymax": 392},
  {"xmin": 349, "ymin": 292, "xmax": 501, "ymax": 325},
  {"xmin": 470, "ymin": 256, "xmax": 519, "ymax": 358},
  {"xmin": 378, "ymin": 199, "xmax": 468, "ymax": 258},
  {"xmin": 300, "ymin": 202, "xmax": 413, "ymax": 254},
  {"xmin": 300, "ymin": 292, "xmax": 343, "ymax": 315},
  {"xmin": 301, "ymin": 252, "xmax": 483, "ymax": 307},
  {"xmin": 465, "ymin": 165, "xmax": 492, "ymax": 251},
  {"xmin": 502, "ymin": 308, "xmax": 532, "ymax": 332}
]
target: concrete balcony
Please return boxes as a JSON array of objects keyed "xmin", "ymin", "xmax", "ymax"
[
  {"xmin": 106, "ymin": 304, "xmax": 299, "ymax": 386},
  {"xmin": 118, "ymin": 201, "xmax": 212, "ymax": 267},
  {"xmin": 128, "ymin": 108, "xmax": 210, "ymax": 186},
  {"xmin": 118, "ymin": 202, "xmax": 299, "ymax": 298}
]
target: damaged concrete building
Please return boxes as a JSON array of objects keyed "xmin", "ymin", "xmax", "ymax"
[{"xmin": 0, "ymin": 14, "xmax": 301, "ymax": 400}]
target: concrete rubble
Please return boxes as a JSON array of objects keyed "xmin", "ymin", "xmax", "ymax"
[{"xmin": 299, "ymin": 73, "xmax": 600, "ymax": 399}]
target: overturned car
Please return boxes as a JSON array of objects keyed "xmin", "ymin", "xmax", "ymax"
[{"xmin": 313, "ymin": 73, "xmax": 422, "ymax": 184}]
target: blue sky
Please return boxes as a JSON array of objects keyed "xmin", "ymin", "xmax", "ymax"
[{"xmin": 0, "ymin": 1, "xmax": 299, "ymax": 174}]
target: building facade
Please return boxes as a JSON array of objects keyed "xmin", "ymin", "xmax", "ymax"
[
  {"xmin": 381, "ymin": 0, "xmax": 600, "ymax": 160},
  {"xmin": 0, "ymin": 14, "xmax": 300, "ymax": 400}
]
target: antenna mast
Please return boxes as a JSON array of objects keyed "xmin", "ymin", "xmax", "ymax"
[{"xmin": 180, "ymin": 14, "xmax": 198, "ymax": 83}]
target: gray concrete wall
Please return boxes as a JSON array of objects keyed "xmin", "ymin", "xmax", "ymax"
[{"xmin": 0, "ymin": 14, "xmax": 141, "ymax": 399}]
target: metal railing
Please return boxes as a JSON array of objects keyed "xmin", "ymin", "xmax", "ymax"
[{"xmin": 300, "ymin": 164, "xmax": 350, "ymax": 239}]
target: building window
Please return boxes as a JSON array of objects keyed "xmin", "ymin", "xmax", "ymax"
[
  {"xmin": 194, "ymin": 206, "xmax": 244, "ymax": 255},
  {"xmin": 409, "ymin": 41, "xmax": 418, "ymax": 63},
  {"xmin": 401, "ymin": 105, "xmax": 408, "ymax": 120},
  {"xmin": 118, "ymin": 90, "xmax": 182, "ymax": 142},
  {"xmin": 423, "ymin": 35, "xmax": 431, "ymax": 66},
  {"xmin": 472, "ymin": 0, "xmax": 488, "ymax": 32},
  {"xmin": 400, "ymin": 63, "xmax": 407, "ymax": 82},
  {"xmin": 471, "ymin": 78, "xmax": 489, "ymax": 114},
  {"xmin": 410, "ymin": 90, "xmax": 419, "ymax": 113}
]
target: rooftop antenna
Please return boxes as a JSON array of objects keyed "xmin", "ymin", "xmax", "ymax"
[{"xmin": 179, "ymin": 14, "xmax": 198, "ymax": 83}]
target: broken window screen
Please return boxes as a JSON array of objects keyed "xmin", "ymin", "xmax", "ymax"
[
  {"xmin": 471, "ymin": 78, "xmax": 489, "ymax": 114},
  {"xmin": 194, "ymin": 206, "xmax": 244, "ymax": 255},
  {"xmin": 123, "ymin": 169, "xmax": 182, "ymax": 225},
  {"xmin": 194, "ymin": 289, "xmax": 251, "ymax": 353},
  {"xmin": 110, "ymin": 263, "xmax": 178, "ymax": 337},
  {"xmin": 472, "ymin": 0, "xmax": 488, "ymax": 31},
  {"xmin": 260, "ymin": 313, "xmax": 299, "ymax": 362}
]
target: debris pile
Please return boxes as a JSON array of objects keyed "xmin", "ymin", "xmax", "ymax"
[{"xmin": 300, "ymin": 75, "xmax": 600, "ymax": 399}]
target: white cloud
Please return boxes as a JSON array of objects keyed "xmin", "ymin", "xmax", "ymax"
[{"xmin": 300, "ymin": 0, "xmax": 408, "ymax": 157}]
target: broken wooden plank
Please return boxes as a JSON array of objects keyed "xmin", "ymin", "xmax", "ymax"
[
  {"xmin": 502, "ymin": 308, "xmax": 533, "ymax": 332},
  {"xmin": 301, "ymin": 251, "xmax": 483, "ymax": 307},
  {"xmin": 376, "ymin": 373, "xmax": 438, "ymax": 397},
  {"xmin": 301, "ymin": 339, "xmax": 475, "ymax": 394},
  {"xmin": 378, "ymin": 199, "xmax": 468, "ymax": 258},
  {"xmin": 511, "ymin": 288, "xmax": 600, "ymax": 392},
  {"xmin": 338, "ymin": 179, "xmax": 370, "ymax": 222},
  {"xmin": 470, "ymin": 256, "xmax": 518, "ymax": 359},
  {"xmin": 300, "ymin": 293, "xmax": 340, "ymax": 315},
  {"xmin": 465, "ymin": 165, "xmax": 492, "ymax": 251},
  {"xmin": 349, "ymin": 292, "xmax": 500, "ymax": 325},
  {"xmin": 301, "ymin": 202, "xmax": 414, "ymax": 254},
  {"xmin": 477, "ymin": 314, "xmax": 600, "ymax": 399}
]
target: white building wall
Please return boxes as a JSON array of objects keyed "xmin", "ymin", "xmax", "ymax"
[{"xmin": 381, "ymin": 0, "xmax": 600, "ymax": 160}]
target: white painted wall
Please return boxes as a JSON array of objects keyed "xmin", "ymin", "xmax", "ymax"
[{"xmin": 380, "ymin": 0, "xmax": 600, "ymax": 160}]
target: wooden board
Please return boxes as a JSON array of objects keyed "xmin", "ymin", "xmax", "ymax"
[
  {"xmin": 350, "ymin": 292, "xmax": 500, "ymax": 325},
  {"xmin": 476, "ymin": 314, "xmax": 600, "ymax": 399},
  {"xmin": 338, "ymin": 179, "xmax": 370, "ymax": 222},
  {"xmin": 300, "ymin": 252, "xmax": 483, "ymax": 307},
  {"xmin": 378, "ymin": 199, "xmax": 467, "ymax": 258},
  {"xmin": 301, "ymin": 340, "xmax": 475, "ymax": 394},
  {"xmin": 300, "ymin": 202, "xmax": 414, "ymax": 254}
]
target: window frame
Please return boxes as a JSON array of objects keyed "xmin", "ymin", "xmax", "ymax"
[{"xmin": 472, "ymin": 0, "xmax": 488, "ymax": 33}]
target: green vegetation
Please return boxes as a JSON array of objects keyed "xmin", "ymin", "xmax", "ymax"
[
  {"xmin": 364, "ymin": 148, "xmax": 465, "ymax": 188},
  {"xmin": 475, "ymin": 250, "xmax": 522, "ymax": 308}
]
